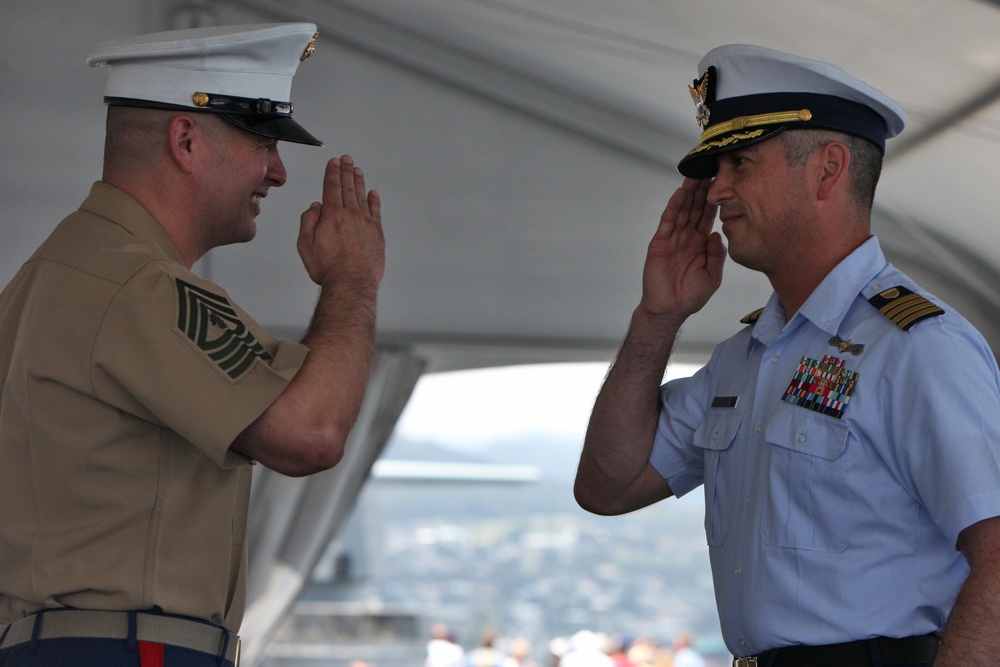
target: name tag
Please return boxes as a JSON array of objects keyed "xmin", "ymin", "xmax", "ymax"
[{"xmin": 711, "ymin": 395, "xmax": 739, "ymax": 408}]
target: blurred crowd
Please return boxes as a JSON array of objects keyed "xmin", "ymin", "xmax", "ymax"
[{"xmin": 423, "ymin": 623, "xmax": 707, "ymax": 667}]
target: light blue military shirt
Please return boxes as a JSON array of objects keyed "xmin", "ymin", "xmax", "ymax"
[{"xmin": 649, "ymin": 236, "xmax": 1000, "ymax": 656}]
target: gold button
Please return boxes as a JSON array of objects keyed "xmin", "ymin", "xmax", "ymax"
[{"xmin": 192, "ymin": 92, "xmax": 210, "ymax": 107}]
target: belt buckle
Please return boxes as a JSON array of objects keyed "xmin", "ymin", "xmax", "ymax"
[{"xmin": 734, "ymin": 659, "xmax": 758, "ymax": 667}]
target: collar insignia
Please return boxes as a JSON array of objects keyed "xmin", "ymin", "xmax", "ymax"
[
  {"xmin": 829, "ymin": 335, "xmax": 864, "ymax": 356},
  {"xmin": 740, "ymin": 306, "xmax": 764, "ymax": 324},
  {"xmin": 688, "ymin": 67, "xmax": 713, "ymax": 128}
]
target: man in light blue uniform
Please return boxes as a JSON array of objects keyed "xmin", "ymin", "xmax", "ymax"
[{"xmin": 575, "ymin": 44, "xmax": 1000, "ymax": 667}]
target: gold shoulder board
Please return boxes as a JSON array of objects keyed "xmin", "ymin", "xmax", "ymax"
[{"xmin": 868, "ymin": 285, "xmax": 944, "ymax": 331}]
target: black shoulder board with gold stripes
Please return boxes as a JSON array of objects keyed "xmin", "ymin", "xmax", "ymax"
[
  {"xmin": 740, "ymin": 307, "xmax": 764, "ymax": 324},
  {"xmin": 868, "ymin": 285, "xmax": 944, "ymax": 331}
]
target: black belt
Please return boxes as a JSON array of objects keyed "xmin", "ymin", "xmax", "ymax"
[
  {"xmin": 0, "ymin": 609, "xmax": 240, "ymax": 665},
  {"xmin": 734, "ymin": 634, "xmax": 940, "ymax": 667}
]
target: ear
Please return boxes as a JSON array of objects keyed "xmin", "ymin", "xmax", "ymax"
[
  {"xmin": 166, "ymin": 114, "xmax": 202, "ymax": 174},
  {"xmin": 814, "ymin": 140, "xmax": 851, "ymax": 201}
]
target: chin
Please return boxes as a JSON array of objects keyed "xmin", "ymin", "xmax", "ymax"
[
  {"xmin": 224, "ymin": 225, "xmax": 257, "ymax": 247},
  {"xmin": 242, "ymin": 219, "xmax": 258, "ymax": 242},
  {"xmin": 726, "ymin": 246, "xmax": 758, "ymax": 272}
]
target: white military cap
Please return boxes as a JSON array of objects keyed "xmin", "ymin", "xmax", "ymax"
[
  {"xmin": 86, "ymin": 23, "xmax": 322, "ymax": 146},
  {"xmin": 678, "ymin": 44, "xmax": 906, "ymax": 178}
]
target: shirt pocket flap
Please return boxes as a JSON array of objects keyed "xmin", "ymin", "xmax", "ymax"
[
  {"xmin": 694, "ymin": 411, "xmax": 743, "ymax": 452},
  {"xmin": 765, "ymin": 407, "xmax": 848, "ymax": 461}
]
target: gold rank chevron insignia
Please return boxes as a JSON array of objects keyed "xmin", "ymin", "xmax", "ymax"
[
  {"xmin": 867, "ymin": 285, "xmax": 945, "ymax": 331},
  {"xmin": 176, "ymin": 278, "xmax": 273, "ymax": 380}
]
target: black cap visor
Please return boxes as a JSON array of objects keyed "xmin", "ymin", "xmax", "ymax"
[
  {"xmin": 220, "ymin": 113, "xmax": 322, "ymax": 146},
  {"xmin": 678, "ymin": 126, "xmax": 787, "ymax": 179}
]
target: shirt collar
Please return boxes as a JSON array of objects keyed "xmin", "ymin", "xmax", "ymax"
[
  {"xmin": 749, "ymin": 236, "xmax": 888, "ymax": 349},
  {"xmin": 79, "ymin": 181, "xmax": 186, "ymax": 266}
]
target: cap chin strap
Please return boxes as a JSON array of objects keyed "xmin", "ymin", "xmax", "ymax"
[
  {"xmin": 103, "ymin": 96, "xmax": 323, "ymax": 146},
  {"xmin": 104, "ymin": 94, "xmax": 294, "ymax": 120},
  {"xmin": 190, "ymin": 91, "xmax": 294, "ymax": 117}
]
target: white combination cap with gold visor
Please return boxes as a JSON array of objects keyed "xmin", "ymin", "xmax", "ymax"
[{"xmin": 678, "ymin": 44, "xmax": 906, "ymax": 178}]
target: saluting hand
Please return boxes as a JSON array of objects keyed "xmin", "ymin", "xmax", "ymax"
[
  {"xmin": 297, "ymin": 155, "xmax": 385, "ymax": 289},
  {"xmin": 640, "ymin": 177, "xmax": 726, "ymax": 318}
]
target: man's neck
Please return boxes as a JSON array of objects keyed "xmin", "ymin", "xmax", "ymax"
[
  {"xmin": 771, "ymin": 232, "xmax": 872, "ymax": 321},
  {"xmin": 102, "ymin": 174, "xmax": 201, "ymax": 269}
]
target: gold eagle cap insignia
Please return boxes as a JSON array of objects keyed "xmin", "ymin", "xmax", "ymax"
[
  {"xmin": 688, "ymin": 69, "xmax": 711, "ymax": 127},
  {"xmin": 300, "ymin": 31, "xmax": 318, "ymax": 62}
]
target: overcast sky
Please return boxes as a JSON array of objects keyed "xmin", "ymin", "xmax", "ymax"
[{"xmin": 394, "ymin": 361, "xmax": 702, "ymax": 450}]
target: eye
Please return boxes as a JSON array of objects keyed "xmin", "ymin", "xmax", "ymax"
[{"xmin": 719, "ymin": 153, "xmax": 750, "ymax": 171}]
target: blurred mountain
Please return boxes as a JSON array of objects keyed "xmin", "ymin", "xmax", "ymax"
[{"xmin": 381, "ymin": 432, "xmax": 584, "ymax": 484}]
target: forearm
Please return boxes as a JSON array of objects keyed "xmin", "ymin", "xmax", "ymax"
[
  {"xmin": 294, "ymin": 274, "xmax": 380, "ymax": 439},
  {"xmin": 574, "ymin": 307, "xmax": 683, "ymax": 514},
  {"xmin": 575, "ymin": 177, "xmax": 722, "ymax": 513},
  {"xmin": 935, "ymin": 576, "xmax": 1000, "ymax": 665},
  {"xmin": 229, "ymin": 155, "xmax": 385, "ymax": 475},
  {"xmin": 935, "ymin": 518, "xmax": 1000, "ymax": 665},
  {"xmin": 231, "ymin": 275, "xmax": 379, "ymax": 476}
]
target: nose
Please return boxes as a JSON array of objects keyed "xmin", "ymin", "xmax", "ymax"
[
  {"xmin": 706, "ymin": 168, "xmax": 731, "ymax": 206},
  {"xmin": 267, "ymin": 145, "xmax": 288, "ymax": 187}
]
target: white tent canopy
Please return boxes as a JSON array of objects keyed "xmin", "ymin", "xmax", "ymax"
[{"xmin": 5, "ymin": 1, "xmax": 1000, "ymax": 663}]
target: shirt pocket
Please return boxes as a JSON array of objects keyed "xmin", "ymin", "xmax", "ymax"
[
  {"xmin": 761, "ymin": 406, "xmax": 851, "ymax": 552},
  {"xmin": 693, "ymin": 410, "xmax": 743, "ymax": 546}
]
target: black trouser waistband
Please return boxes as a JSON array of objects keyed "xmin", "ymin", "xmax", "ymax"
[{"xmin": 734, "ymin": 634, "xmax": 940, "ymax": 667}]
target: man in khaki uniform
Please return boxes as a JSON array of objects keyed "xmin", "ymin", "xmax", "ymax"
[{"xmin": 0, "ymin": 23, "xmax": 385, "ymax": 667}]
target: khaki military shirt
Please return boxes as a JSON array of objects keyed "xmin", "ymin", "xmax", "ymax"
[{"xmin": 0, "ymin": 182, "xmax": 308, "ymax": 632}]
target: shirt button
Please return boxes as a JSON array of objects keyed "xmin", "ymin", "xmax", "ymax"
[
  {"xmin": 770, "ymin": 356, "xmax": 780, "ymax": 365},
  {"xmin": 740, "ymin": 639, "xmax": 748, "ymax": 649},
  {"xmin": 755, "ymin": 424, "xmax": 763, "ymax": 434},
  {"xmin": 735, "ymin": 566, "xmax": 742, "ymax": 576},
  {"xmin": 744, "ymin": 495, "xmax": 751, "ymax": 506},
  {"xmin": 712, "ymin": 431, "xmax": 719, "ymax": 441},
  {"xmin": 797, "ymin": 432, "xmax": 806, "ymax": 442}
]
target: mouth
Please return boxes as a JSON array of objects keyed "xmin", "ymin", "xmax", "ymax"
[
  {"xmin": 719, "ymin": 209, "xmax": 745, "ymax": 230},
  {"xmin": 249, "ymin": 192, "xmax": 266, "ymax": 216}
]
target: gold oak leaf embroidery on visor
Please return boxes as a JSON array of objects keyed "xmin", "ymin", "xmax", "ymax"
[
  {"xmin": 689, "ymin": 129, "xmax": 766, "ymax": 155},
  {"xmin": 175, "ymin": 278, "xmax": 273, "ymax": 380}
]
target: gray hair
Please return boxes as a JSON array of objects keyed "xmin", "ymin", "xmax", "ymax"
[{"xmin": 778, "ymin": 129, "xmax": 883, "ymax": 210}]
